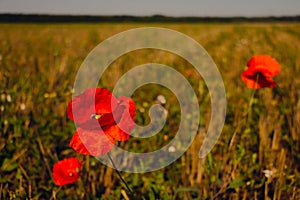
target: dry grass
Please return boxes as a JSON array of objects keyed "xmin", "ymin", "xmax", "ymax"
[{"xmin": 0, "ymin": 22, "xmax": 300, "ymax": 199}]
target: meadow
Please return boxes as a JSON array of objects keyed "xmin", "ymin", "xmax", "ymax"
[{"xmin": 0, "ymin": 22, "xmax": 300, "ymax": 199}]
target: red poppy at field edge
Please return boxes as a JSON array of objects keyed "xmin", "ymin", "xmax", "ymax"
[
  {"xmin": 241, "ymin": 55, "xmax": 280, "ymax": 89},
  {"xmin": 52, "ymin": 157, "xmax": 82, "ymax": 186},
  {"xmin": 66, "ymin": 88, "xmax": 136, "ymax": 142}
]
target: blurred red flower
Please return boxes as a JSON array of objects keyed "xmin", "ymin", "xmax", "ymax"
[
  {"xmin": 52, "ymin": 157, "xmax": 82, "ymax": 186},
  {"xmin": 67, "ymin": 88, "xmax": 136, "ymax": 156},
  {"xmin": 241, "ymin": 55, "xmax": 280, "ymax": 89}
]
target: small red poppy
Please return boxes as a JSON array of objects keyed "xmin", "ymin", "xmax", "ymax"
[
  {"xmin": 241, "ymin": 55, "xmax": 280, "ymax": 89},
  {"xmin": 67, "ymin": 88, "xmax": 136, "ymax": 156},
  {"xmin": 52, "ymin": 157, "xmax": 82, "ymax": 186}
]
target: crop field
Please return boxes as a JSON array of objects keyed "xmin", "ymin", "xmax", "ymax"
[{"xmin": 0, "ymin": 22, "xmax": 300, "ymax": 199}]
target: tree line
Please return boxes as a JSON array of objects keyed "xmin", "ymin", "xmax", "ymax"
[{"xmin": 0, "ymin": 14, "xmax": 299, "ymax": 23}]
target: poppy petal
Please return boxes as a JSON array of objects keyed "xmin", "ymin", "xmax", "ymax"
[
  {"xmin": 118, "ymin": 96, "xmax": 136, "ymax": 119},
  {"xmin": 241, "ymin": 72, "xmax": 277, "ymax": 89},
  {"xmin": 104, "ymin": 96, "xmax": 136, "ymax": 141},
  {"xmin": 104, "ymin": 125, "xmax": 131, "ymax": 141},
  {"xmin": 247, "ymin": 55, "xmax": 280, "ymax": 77},
  {"xmin": 66, "ymin": 88, "xmax": 118, "ymax": 126},
  {"xmin": 70, "ymin": 128, "xmax": 115, "ymax": 156}
]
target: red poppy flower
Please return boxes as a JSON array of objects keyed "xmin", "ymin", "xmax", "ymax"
[
  {"xmin": 52, "ymin": 157, "xmax": 82, "ymax": 186},
  {"xmin": 241, "ymin": 55, "xmax": 280, "ymax": 89},
  {"xmin": 66, "ymin": 88, "xmax": 136, "ymax": 156}
]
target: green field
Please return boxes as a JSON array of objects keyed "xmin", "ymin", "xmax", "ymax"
[{"xmin": 1, "ymin": 22, "xmax": 300, "ymax": 199}]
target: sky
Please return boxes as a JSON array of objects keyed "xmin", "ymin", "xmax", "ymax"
[{"xmin": 0, "ymin": 0, "xmax": 299, "ymax": 17}]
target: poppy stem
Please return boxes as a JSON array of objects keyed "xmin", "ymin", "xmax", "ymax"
[
  {"xmin": 51, "ymin": 186, "xmax": 62, "ymax": 200},
  {"xmin": 248, "ymin": 74, "xmax": 259, "ymax": 123},
  {"xmin": 107, "ymin": 153, "xmax": 133, "ymax": 194}
]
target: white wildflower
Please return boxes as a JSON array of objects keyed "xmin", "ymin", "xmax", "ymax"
[
  {"xmin": 168, "ymin": 145, "xmax": 176, "ymax": 153},
  {"xmin": 157, "ymin": 95, "xmax": 166, "ymax": 104},
  {"xmin": 20, "ymin": 103, "xmax": 26, "ymax": 110},
  {"xmin": 6, "ymin": 94, "xmax": 11, "ymax": 102},
  {"xmin": 263, "ymin": 169, "xmax": 277, "ymax": 179}
]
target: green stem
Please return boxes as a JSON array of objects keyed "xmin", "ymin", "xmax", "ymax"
[
  {"xmin": 247, "ymin": 74, "xmax": 259, "ymax": 123},
  {"xmin": 107, "ymin": 153, "xmax": 133, "ymax": 194}
]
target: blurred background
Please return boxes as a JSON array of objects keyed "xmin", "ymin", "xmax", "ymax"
[{"xmin": 0, "ymin": 0, "xmax": 300, "ymax": 199}]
